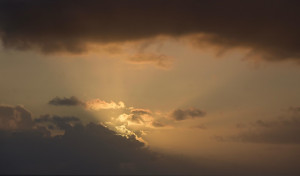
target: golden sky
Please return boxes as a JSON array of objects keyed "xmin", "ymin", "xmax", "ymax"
[{"xmin": 0, "ymin": 1, "xmax": 300, "ymax": 175}]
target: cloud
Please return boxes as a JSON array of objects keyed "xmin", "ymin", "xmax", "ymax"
[
  {"xmin": 0, "ymin": 104, "xmax": 208, "ymax": 175},
  {"xmin": 48, "ymin": 96, "xmax": 125, "ymax": 110},
  {"xmin": 0, "ymin": 105, "xmax": 34, "ymax": 130},
  {"xmin": 191, "ymin": 124, "xmax": 207, "ymax": 129},
  {"xmin": 217, "ymin": 108, "xmax": 300, "ymax": 144},
  {"xmin": 289, "ymin": 106, "xmax": 300, "ymax": 113},
  {"xmin": 85, "ymin": 99, "xmax": 125, "ymax": 110},
  {"xmin": 104, "ymin": 108, "xmax": 169, "ymax": 140},
  {"xmin": 0, "ymin": 1, "xmax": 299, "ymax": 61},
  {"xmin": 35, "ymin": 114, "xmax": 81, "ymax": 130},
  {"xmin": 151, "ymin": 121, "xmax": 165, "ymax": 128},
  {"xmin": 47, "ymin": 97, "xmax": 205, "ymax": 131},
  {"xmin": 48, "ymin": 96, "xmax": 85, "ymax": 106},
  {"xmin": 170, "ymin": 108, "xmax": 206, "ymax": 121},
  {"xmin": 106, "ymin": 107, "xmax": 207, "ymax": 135},
  {"xmin": 128, "ymin": 53, "xmax": 172, "ymax": 69},
  {"xmin": 112, "ymin": 108, "xmax": 166, "ymax": 128},
  {"xmin": 130, "ymin": 108, "xmax": 152, "ymax": 115},
  {"xmin": 129, "ymin": 108, "xmax": 153, "ymax": 124}
]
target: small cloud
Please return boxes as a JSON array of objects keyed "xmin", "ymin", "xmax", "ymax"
[
  {"xmin": 170, "ymin": 108, "xmax": 206, "ymax": 121},
  {"xmin": 128, "ymin": 53, "xmax": 172, "ymax": 69},
  {"xmin": 151, "ymin": 121, "xmax": 165, "ymax": 127},
  {"xmin": 85, "ymin": 99, "xmax": 125, "ymax": 110},
  {"xmin": 192, "ymin": 124, "xmax": 207, "ymax": 129},
  {"xmin": 130, "ymin": 108, "xmax": 152, "ymax": 115},
  {"xmin": 48, "ymin": 96, "xmax": 85, "ymax": 106}
]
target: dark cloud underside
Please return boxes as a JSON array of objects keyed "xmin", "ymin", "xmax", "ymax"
[
  {"xmin": 171, "ymin": 108, "xmax": 206, "ymax": 121},
  {"xmin": 0, "ymin": 0, "xmax": 299, "ymax": 61},
  {"xmin": 35, "ymin": 114, "xmax": 81, "ymax": 130},
  {"xmin": 0, "ymin": 104, "xmax": 206, "ymax": 175},
  {"xmin": 0, "ymin": 105, "xmax": 33, "ymax": 130},
  {"xmin": 48, "ymin": 96, "xmax": 84, "ymax": 106}
]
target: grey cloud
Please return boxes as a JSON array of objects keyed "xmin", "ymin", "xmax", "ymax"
[
  {"xmin": 151, "ymin": 121, "xmax": 165, "ymax": 128},
  {"xmin": 289, "ymin": 106, "xmax": 300, "ymax": 113},
  {"xmin": 128, "ymin": 109, "xmax": 152, "ymax": 124},
  {"xmin": 35, "ymin": 114, "xmax": 81, "ymax": 130},
  {"xmin": 130, "ymin": 109, "xmax": 151, "ymax": 115},
  {"xmin": 0, "ymin": 0, "xmax": 300, "ymax": 62},
  {"xmin": 192, "ymin": 124, "xmax": 207, "ymax": 129},
  {"xmin": 48, "ymin": 96, "xmax": 85, "ymax": 106},
  {"xmin": 0, "ymin": 104, "xmax": 208, "ymax": 175},
  {"xmin": 1, "ymin": 104, "xmax": 299, "ymax": 175},
  {"xmin": 0, "ymin": 105, "xmax": 34, "ymax": 130},
  {"xmin": 171, "ymin": 108, "xmax": 206, "ymax": 121},
  {"xmin": 219, "ymin": 111, "xmax": 300, "ymax": 144}
]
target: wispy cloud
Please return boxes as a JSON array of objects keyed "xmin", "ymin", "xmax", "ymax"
[{"xmin": 216, "ymin": 107, "xmax": 300, "ymax": 144}]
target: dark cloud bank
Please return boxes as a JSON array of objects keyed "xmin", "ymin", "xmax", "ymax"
[
  {"xmin": 1, "ymin": 104, "xmax": 300, "ymax": 175},
  {"xmin": 0, "ymin": 105, "xmax": 214, "ymax": 175},
  {"xmin": 0, "ymin": 0, "xmax": 300, "ymax": 61}
]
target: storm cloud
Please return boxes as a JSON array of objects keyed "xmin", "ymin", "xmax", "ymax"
[{"xmin": 0, "ymin": 0, "xmax": 300, "ymax": 61}]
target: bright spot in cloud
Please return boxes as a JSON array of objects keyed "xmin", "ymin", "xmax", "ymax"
[{"xmin": 85, "ymin": 99, "xmax": 125, "ymax": 110}]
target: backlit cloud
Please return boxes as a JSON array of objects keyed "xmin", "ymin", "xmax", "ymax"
[
  {"xmin": 0, "ymin": 103, "xmax": 210, "ymax": 175},
  {"xmin": 85, "ymin": 99, "xmax": 125, "ymax": 110},
  {"xmin": 48, "ymin": 96, "xmax": 125, "ymax": 110}
]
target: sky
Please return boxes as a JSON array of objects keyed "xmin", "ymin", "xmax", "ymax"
[{"xmin": 0, "ymin": 0, "xmax": 300, "ymax": 175}]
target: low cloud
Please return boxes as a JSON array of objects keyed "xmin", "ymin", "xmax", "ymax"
[
  {"xmin": 85, "ymin": 99, "xmax": 125, "ymax": 110},
  {"xmin": 0, "ymin": 104, "xmax": 208, "ymax": 175},
  {"xmin": 48, "ymin": 96, "xmax": 85, "ymax": 106},
  {"xmin": 288, "ymin": 106, "xmax": 300, "ymax": 113},
  {"xmin": 106, "ymin": 107, "xmax": 207, "ymax": 136},
  {"xmin": 0, "ymin": 105, "xmax": 34, "ymax": 130},
  {"xmin": 48, "ymin": 96, "xmax": 125, "ymax": 110},
  {"xmin": 170, "ymin": 108, "xmax": 206, "ymax": 121},
  {"xmin": 35, "ymin": 114, "xmax": 81, "ymax": 130},
  {"xmin": 129, "ymin": 108, "xmax": 153, "ymax": 124},
  {"xmin": 151, "ymin": 121, "xmax": 165, "ymax": 128},
  {"xmin": 48, "ymin": 97, "xmax": 206, "ymax": 131},
  {"xmin": 128, "ymin": 53, "xmax": 172, "ymax": 69},
  {"xmin": 0, "ymin": 1, "xmax": 300, "ymax": 62},
  {"xmin": 217, "ymin": 108, "xmax": 300, "ymax": 144}
]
